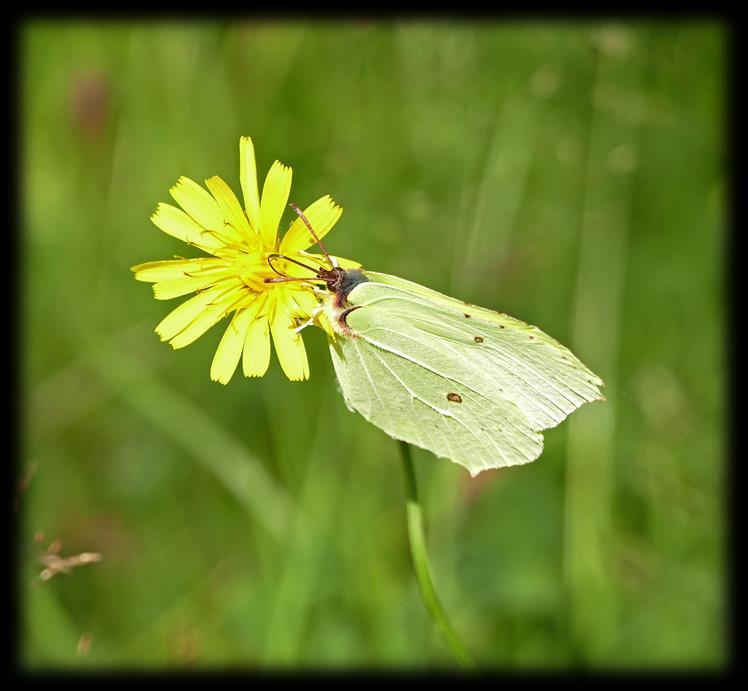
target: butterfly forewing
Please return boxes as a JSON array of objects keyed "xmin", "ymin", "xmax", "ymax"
[
  {"xmin": 325, "ymin": 271, "xmax": 604, "ymax": 475},
  {"xmin": 354, "ymin": 273, "xmax": 603, "ymax": 430}
]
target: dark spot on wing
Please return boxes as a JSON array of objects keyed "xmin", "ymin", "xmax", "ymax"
[
  {"xmin": 499, "ymin": 325, "xmax": 505, "ymax": 329},
  {"xmin": 528, "ymin": 335, "xmax": 535, "ymax": 340},
  {"xmin": 447, "ymin": 393, "xmax": 462, "ymax": 403},
  {"xmin": 464, "ymin": 313, "xmax": 471, "ymax": 318},
  {"xmin": 474, "ymin": 336, "xmax": 484, "ymax": 343}
]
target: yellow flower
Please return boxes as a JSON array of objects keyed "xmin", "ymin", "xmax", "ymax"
[{"xmin": 132, "ymin": 136, "xmax": 356, "ymax": 384}]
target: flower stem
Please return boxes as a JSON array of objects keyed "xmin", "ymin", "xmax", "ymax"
[{"xmin": 398, "ymin": 440, "xmax": 474, "ymax": 669}]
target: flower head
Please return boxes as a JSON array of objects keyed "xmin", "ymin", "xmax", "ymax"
[{"xmin": 132, "ymin": 136, "xmax": 356, "ymax": 384}]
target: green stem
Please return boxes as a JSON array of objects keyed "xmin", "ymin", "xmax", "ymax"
[{"xmin": 398, "ymin": 440, "xmax": 474, "ymax": 669}]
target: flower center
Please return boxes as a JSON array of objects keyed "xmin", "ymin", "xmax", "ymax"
[{"xmin": 235, "ymin": 253, "xmax": 274, "ymax": 292}]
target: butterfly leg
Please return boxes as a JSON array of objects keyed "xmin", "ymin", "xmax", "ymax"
[{"xmin": 293, "ymin": 305, "xmax": 325, "ymax": 334}]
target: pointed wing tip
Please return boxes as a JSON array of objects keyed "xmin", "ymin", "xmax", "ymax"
[{"xmin": 591, "ymin": 379, "xmax": 606, "ymax": 401}]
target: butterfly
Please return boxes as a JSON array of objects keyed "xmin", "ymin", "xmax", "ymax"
[{"xmin": 268, "ymin": 205, "xmax": 604, "ymax": 476}]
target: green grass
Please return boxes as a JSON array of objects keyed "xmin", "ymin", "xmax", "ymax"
[{"xmin": 21, "ymin": 20, "xmax": 726, "ymax": 669}]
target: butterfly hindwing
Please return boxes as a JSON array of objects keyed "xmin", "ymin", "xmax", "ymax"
[{"xmin": 329, "ymin": 315, "xmax": 544, "ymax": 475}]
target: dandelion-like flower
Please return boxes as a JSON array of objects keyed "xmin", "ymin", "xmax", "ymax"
[{"xmin": 132, "ymin": 136, "xmax": 356, "ymax": 384}]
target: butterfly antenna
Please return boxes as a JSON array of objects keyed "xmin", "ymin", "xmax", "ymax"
[
  {"xmin": 267, "ymin": 253, "xmax": 321, "ymax": 277},
  {"xmin": 289, "ymin": 202, "xmax": 336, "ymax": 269},
  {"xmin": 264, "ymin": 276, "xmax": 324, "ymax": 284},
  {"xmin": 263, "ymin": 255, "xmax": 336, "ymax": 285}
]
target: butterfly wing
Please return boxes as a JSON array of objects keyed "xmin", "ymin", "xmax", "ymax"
[
  {"xmin": 326, "ymin": 271, "xmax": 604, "ymax": 475},
  {"xmin": 361, "ymin": 272, "xmax": 604, "ymax": 429},
  {"xmin": 329, "ymin": 328, "xmax": 544, "ymax": 475}
]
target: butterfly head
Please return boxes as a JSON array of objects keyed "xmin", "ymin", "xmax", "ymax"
[{"xmin": 320, "ymin": 267, "xmax": 368, "ymax": 306}]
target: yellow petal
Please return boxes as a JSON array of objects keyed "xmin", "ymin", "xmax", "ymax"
[
  {"xmin": 210, "ymin": 308, "xmax": 254, "ymax": 385},
  {"xmin": 288, "ymin": 286, "xmax": 319, "ymax": 317},
  {"xmin": 279, "ymin": 195, "xmax": 343, "ymax": 256},
  {"xmin": 169, "ymin": 177, "xmax": 225, "ymax": 233},
  {"xmin": 243, "ymin": 313, "xmax": 271, "ymax": 378},
  {"xmin": 315, "ymin": 310, "xmax": 336, "ymax": 339},
  {"xmin": 168, "ymin": 282, "xmax": 246, "ymax": 349},
  {"xmin": 132, "ymin": 258, "xmax": 232, "ymax": 283},
  {"xmin": 151, "ymin": 203, "xmax": 224, "ymax": 252},
  {"xmin": 205, "ymin": 175, "xmax": 255, "ymax": 246},
  {"xmin": 269, "ymin": 298, "xmax": 309, "ymax": 381},
  {"xmin": 239, "ymin": 136, "xmax": 261, "ymax": 233},
  {"xmin": 153, "ymin": 269, "xmax": 233, "ymax": 300},
  {"xmin": 260, "ymin": 160, "xmax": 292, "ymax": 247},
  {"xmin": 155, "ymin": 286, "xmax": 227, "ymax": 342}
]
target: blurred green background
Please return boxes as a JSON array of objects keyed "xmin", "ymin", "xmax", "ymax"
[{"xmin": 21, "ymin": 20, "xmax": 726, "ymax": 669}]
